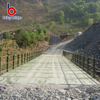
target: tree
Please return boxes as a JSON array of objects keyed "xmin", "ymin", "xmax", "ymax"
[
  {"xmin": 69, "ymin": 7, "xmax": 76, "ymax": 16},
  {"xmin": 14, "ymin": 30, "xmax": 31, "ymax": 47},
  {"xmin": 88, "ymin": 18, "xmax": 94, "ymax": 26},
  {"xmin": 77, "ymin": 5, "xmax": 84, "ymax": 16},
  {"xmin": 92, "ymin": 12, "xmax": 100, "ymax": 22},
  {"xmin": 89, "ymin": 2, "xmax": 99, "ymax": 13},
  {"xmin": 84, "ymin": 4, "xmax": 90, "ymax": 13},
  {"xmin": 55, "ymin": 11, "xmax": 64, "ymax": 24},
  {"xmin": 81, "ymin": 11, "xmax": 89, "ymax": 24}
]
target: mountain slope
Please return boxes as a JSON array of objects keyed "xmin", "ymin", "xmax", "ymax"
[{"xmin": 0, "ymin": 0, "xmax": 65, "ymax": 31}]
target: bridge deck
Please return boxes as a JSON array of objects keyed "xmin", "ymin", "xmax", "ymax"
[{"xmin": 0, "ymin": 55, "xmax": 99, "ymax": 85}]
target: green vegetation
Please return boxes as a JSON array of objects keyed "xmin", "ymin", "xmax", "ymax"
[
  {"xmin": 49, "ymin": 21, "xmax": 55, "ymax": 29},
  {"xmin": 51, "ymin": 0, "xmax": 100, "ymax": 34},
  {"xmin": 13, "ymin": 27, "xmax": 48, "ymax": 48},
  {"xmin": 64, "ymin": 0, "xmax": 100, "ymax": 24},
  {"xmin": 3, "ymin": 32, "xmax": 9, "ymax": 39},
  {"xmin": 3, "ymin": 32, "xmax": 14, "ymax": 40},
  {"xmin": 55, "ymin": 11, "xmax": 64, "ymax": 24},
  {"xmin": 88, "ymin": 18, "xmax": 94, "ymax": 26}
]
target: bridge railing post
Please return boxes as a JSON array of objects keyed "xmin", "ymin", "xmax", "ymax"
[
  {"xmin": 22, "ymin": 53, "xmax": 23, "ymax": 64},
  {"xmin": 75, "ymin": 54, "xmax": 76, "ymax": 63},
  {"xmin": 37, "ymin": 51, "xmax": 38, "ymax": 57},
  {"xmin": 30, "ymin": 53, "xmax": 31, "ymax": 60},
  {"xmin": 93, "ymin": 58, "xmax": 95, "ymax": 78},
  {"xmin": 35, "ymin": 51, "xmax": 36, "ymax": 58},
  {"xmin": 30, "ymin": 52, "xmax": 31, "ymax": 60},
  {"xmin": 0, "ymin": 57, "xmax": 1, "ymax": 75},
  {"xmin": 74, "ymin": 54, "xmax": 75, "ymax": 63},
  {"xmin": 25, "ymin": 53, "xmax": 26, "ymax": 63},
  {"xmin": 29, "ymin": 52, "xmax": 30, "ymax": 60},
  {"xmin": 33, "ymin": 51, "xmax": 34, "ymax": 58},
  {"xmin": 83, "ymin": 56, "xmax": 85, "ymax": 70},
  {"xmin": 72, "ymin": 54, "xmax": 74, "ymax": 62},
  {"xmin": 23, "ymin": 53, "xmax": 24, "ymax": 63},
  {"xmin": 27, "ymin": 53, "xmax": 28, "ymax": 62},
  {"xmin": 77, "ymin": 54, "xmax": 78, "ymax": 65},
  {"xmin": 6, "ymin": 56, "xmax": 9, "ymax": 72},
  {"xmin": 13, "ymin": 55, "xmax": 15, "ymax": 69},
  {"xmin": 26, "ymin": 53, "xmax": 27, "ymax": 62},
  {"xmin": 87, "ymin": 57, "xmax": 89, "ymax": 74},
  {"xmin": 28, "ymin": 53, "xmax": 29, "ymax": 62},
  {"xmin": 26, "ymin": 53, "xmax": 27, "ymax": 63},
  {"xmin": 17, "ymin": 54, "xmax": 19, "ymax": 67},
  {"xmin": 31, "ymin": 52, "xmax": 33, "ymax": 60},
  {"xmin": 24, "ymin": 53, "xmax": 25, "ymax": 63},
  {"xmin": 78, "ymin": 55, "xmax": 79, "ymax": 66},
  {"xmin": 80, "ymin": 55, "xmax": 81, "ymax": 67},
  {"xmin": 28, "ymin": 53, "xmax": 29, "ymax": 61},
  {"xmin": 21, "ymin": 54, "xmax": 22, "ymax": 65}
]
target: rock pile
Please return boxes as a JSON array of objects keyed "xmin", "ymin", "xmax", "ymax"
[
  {"xmin": 0, "ymin": 84, "xmax": 100, "ymax": 100},
  {"xmin": 49, "ymin": 35, "xmax": 61, "ymax": 45},
  {"xmin": 65, "ymin": 23, "xmax": 100, "ymax": 60}
]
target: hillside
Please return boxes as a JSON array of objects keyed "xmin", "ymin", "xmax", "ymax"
[
  {"xmin": 0, "ymin": 0, "xmax": 65, "ymax": 32},
  {"xmin": 0, "ymin": 39, "xmax": 49, "ymax": 56},
  {"xmin": 1, "ymin": 0, "xmax": 100, "ymax": 34}
]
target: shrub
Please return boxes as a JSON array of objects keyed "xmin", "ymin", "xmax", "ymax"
[
  {"xmin": 37, "ymin": 27, "xmax": 43, "ymax": 34},
  {"xmin": 55, "ymin": 11, "xmax": 64, "ymax": 24},
  {"xmin": 3, "ymin": 32, "xmax": 9, "ymax": 39},
  {"xmin": 43, "ymin": 28, "xmax": 47, "ymax": 35},
  {"xmin": 14, "ymin": 27, "xmax": 47, "ymax": 47},
  {"xmin": 49, "ymin": 21, "xmax": 55, "ymax": 29},
  {"xmin": 14, "ymin": 29, "xmax": 31, "ymax": 47}
]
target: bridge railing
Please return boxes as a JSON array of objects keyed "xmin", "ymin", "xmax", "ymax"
[
  {"xmin": 0, "ymin": 51, "xmax": 42, "ymax": 75},
  {"xmin": 63, "ymin": 50, "xmax": 100, "ymax": 80}
]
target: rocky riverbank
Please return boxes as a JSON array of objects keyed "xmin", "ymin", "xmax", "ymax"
[{"xmin": 0, "ymin": 84, "xmax": 100, "ymax": 100}]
